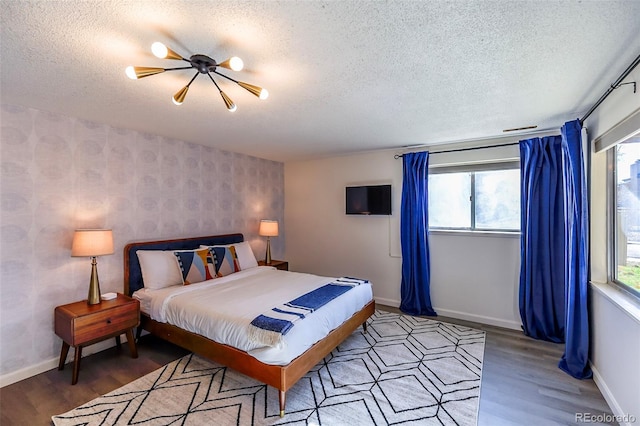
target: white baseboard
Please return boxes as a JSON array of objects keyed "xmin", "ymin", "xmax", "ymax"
[
  {"xmin": 0, "ymin": 334, "xmax": 132, "ymax": 388},
  {"xmin": 373, "ymin": 296, "xmax": 400, "ymax": 308},
  {"xmin": 590, "ymin": 362, "xmax": 635, "ymax": 426},
  {"xmin": 373, "ymin": 297, "xmax": 522, "ymax": 331},
  {"xmin": 434, "ymin": 307, "xmax": 522, "ymax": 330}
]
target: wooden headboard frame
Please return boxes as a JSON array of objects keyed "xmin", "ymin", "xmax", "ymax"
[{"xmin": 123, "ymin": 233, "xmax": 244, "ymax": 296}]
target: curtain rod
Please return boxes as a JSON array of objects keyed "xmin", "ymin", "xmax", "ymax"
[
  {"xmin": 394, "ymin": 142, "xmax": 519, "ymax": 159},
  {"xmin": 580, "ymin": 53, "xmax": 640, "ymax": 125}
]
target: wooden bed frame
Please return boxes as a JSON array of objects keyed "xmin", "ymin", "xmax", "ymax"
[{"xmin": 124, "ymin": 233, "xmax": 375, "ymax": 417}]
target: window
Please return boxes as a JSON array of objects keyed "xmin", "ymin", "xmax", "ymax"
[
  {"xmin": 611, "ymin": 138, "xmax": 640, "ymax": 298},
  {"xmin": 429, "ymin": 164, "xmax": 520, "ymax": 232}
]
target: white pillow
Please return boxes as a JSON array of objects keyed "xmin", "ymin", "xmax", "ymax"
[
  {"xmin": 136, "ymin": 250, "xmax": 183, "ymax": 290},
  {"xmin": 233, "ymin": 241, "xmax": 259, "ymax": 270},
  {"xmin": 202, "ymin": 241, "xmax": 258, "ymax": 271}
]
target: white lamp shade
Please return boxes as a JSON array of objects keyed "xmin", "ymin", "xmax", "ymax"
[
  {"xmin": 71, "ymin": 229, "xmax": 114, "ymax": 257},
  {"xmin": 259, "ymin": 220, "xmax": 279, "ymax": 237}
]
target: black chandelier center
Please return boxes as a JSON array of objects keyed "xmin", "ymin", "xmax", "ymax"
[{"xmin": 189, "ymin": 54, "xmax": 217, "ymax": 74}]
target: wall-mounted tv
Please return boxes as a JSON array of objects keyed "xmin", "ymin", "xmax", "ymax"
[{"xmin": 346, "ymin": 184, "xmax": 392, "ymax": 215}]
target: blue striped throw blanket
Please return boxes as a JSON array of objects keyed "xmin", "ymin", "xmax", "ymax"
[{"xmin": 248, "ymin": 277, "xmax": 369, "ymax": 347}]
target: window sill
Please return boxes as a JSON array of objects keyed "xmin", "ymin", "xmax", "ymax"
[
  {"xmin": 429, "ymin": 229, "xmax": 520, "ymax": 238},
  {"xmin": 590, "ymin": 281, "xmax": 640, "ymax": 325}
]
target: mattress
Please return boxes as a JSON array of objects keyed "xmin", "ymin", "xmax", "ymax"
[{"xmin": 133, "ymin": 266, "xmax": 373, "ymax": 365}]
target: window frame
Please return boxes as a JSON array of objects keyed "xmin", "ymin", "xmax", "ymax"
[
  {"xmin": 428, "ymin": 161, "xmax": 521, "ymax": 234},
  {"xmin": 608, "ymin": 146, "xmax": 640, "ymax": 300}
]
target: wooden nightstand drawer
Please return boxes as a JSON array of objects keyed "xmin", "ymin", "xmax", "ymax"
[
  {"xmin": 73, "ymin": 303, "xmax": 138, "ymax": 345},
  {"xmin": 55, "ymin": 295, "xmax": 139, "ymax": 346}
]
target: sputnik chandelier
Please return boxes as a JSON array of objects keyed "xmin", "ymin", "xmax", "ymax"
[{"xmin": 125, "ymin": 42, "xmax": 268, "ymax": 112}]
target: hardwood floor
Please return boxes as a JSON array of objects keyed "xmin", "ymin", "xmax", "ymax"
[
  {"xmin": 0, "ymin": 335, "xmax": 189, "ymax": 426},
  {"xmin": 1, "ymin": 306, "xmax": 615, "ymax": 425},
  {"xmin": 378, "ymin": 306, "xmax": 615, "ymax": 426}
]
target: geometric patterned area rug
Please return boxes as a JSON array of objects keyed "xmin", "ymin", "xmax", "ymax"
[{"xmin": 52, "ymin": 310, "xmax": 485, "ymax": 425}]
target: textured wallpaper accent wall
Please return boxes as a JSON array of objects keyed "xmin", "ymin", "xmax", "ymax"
[{"xmin": 0, "ymin": 104, "xmax": 284, "ymax": 378}]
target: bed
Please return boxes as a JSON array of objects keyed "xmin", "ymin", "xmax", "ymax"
[{"xmin": 124, "ymin": 233, "xmax": 375, "ymax": 416}]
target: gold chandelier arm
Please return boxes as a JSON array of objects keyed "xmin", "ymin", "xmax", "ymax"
[
  {"xmin": 185, "ymin": 72, "xmax": 200, "ymax": 87},
  {"xmin": 206, "ymin": 72, "xmax": 236, "ymax": 112},
  {"xmin": 211, "ymin": 70, "xmax": 268, "ymax": 99},
  {"xmin": 217, "ymin": 56, "xmax": 244, "ymax": 71},
  {"xmin": 151, "ymin": 42, "xmax": 185, "ymax": 61},
  {"xmin": 212, "ymin": 69, "xmax": 239, "ymax": 84},
  {"xmin": 220, "ymin": 91, "xmax": 237, "ymax": 112},
  {"xmin": 237, "ymin": 82, "xmax": 269, "ymax": 99},
  {"xmin": 128, "ymin": 67, "xmax": 165, "ymax": 79},
  {"xmin": 173, "ymin": 86, "xmax": 189, "ymax": 105},
  {"xmin": 163, "ymin": 66, "xmax": 195, "ymax": 72},
  {"xmin": 172, "ymin": 72, "xmax": 200, "ymax": 105},
  {"xmin": 164, "ymin": 47, "xmax": 184, "ymax": 61},
  {"xmin": 126, "ymin": 65, "xmax": 194, "ymax": 80}
]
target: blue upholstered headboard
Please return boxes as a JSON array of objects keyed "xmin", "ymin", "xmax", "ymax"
[{"xmin": 124, "ymin": 233, "xmax": 244, "ymax": 296}]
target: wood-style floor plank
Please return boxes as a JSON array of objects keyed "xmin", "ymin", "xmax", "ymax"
[
  {"xmin": 0, "ymin": 306, "xmax": 615, "ymax": 425},
  {"xmin": 0, "ymin": 335, "xmax": 189, "ymax": 426}
]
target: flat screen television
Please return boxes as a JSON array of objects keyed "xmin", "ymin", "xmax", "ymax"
[{"xmin": 346, "ymin": 184, "xmax": 392, "ymax": 215}]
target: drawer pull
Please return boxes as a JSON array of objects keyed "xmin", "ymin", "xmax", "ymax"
[{"xmin": 106, "ymin": 319, "xmax": 112, "ymax": 324}]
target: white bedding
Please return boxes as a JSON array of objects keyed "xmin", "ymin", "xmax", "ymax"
[{"xmin": 132, "ymin": 266, "xmax": 373, "ymax": 365}]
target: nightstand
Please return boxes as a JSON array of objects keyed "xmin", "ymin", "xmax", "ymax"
[
  {"xmin": 258, "ymin": 259, "xmax": 289, "ymax": 271},
  {"xmin": 55, "ymin": 293, "xmax": 140, "ymax": 384}
]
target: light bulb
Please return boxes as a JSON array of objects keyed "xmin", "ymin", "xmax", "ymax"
[
  {"xmin": 151, "ymin": 42, "xmax": 168, "ymax": 59},
  {"xmin": 218, "ymin": 57, "xmax": 244, "ymax": 71},
  {"xmin": 125, "ymin": 66, "xmax": 137, "ymax": 80},
  {"xmin": 229, "ymin": 56, "xmax": 244, "ymax": 71},
  {"xmin": 237, "ymin": 81, "xmax": 268, "ymax": 100}
]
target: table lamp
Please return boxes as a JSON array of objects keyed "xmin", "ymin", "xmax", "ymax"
[
  {"xmin": 258, "ymin": 220, "xmax": 279, "ymax": 264},
  {"xmin": 71, "ymin": 229, "xmax": 114, "ymax": 305}
]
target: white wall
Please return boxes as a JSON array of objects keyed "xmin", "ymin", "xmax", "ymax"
[
  {"xmin": 430, "ymin": 232, "xmax": 520, "ymax": 329},
  {"xmin": 584, "ymin": 64, "xmax": 640, "ymax": 425},
  {"xmin": 284, "ymin": 151, "xmax": 403, "ymax": 305},
  {"xmin": 589, "ymin": 284, "xmax": 640, "ymax": 424},
  {"xmin": 285, "ymin": 139, "xmax": 526, "ymax": 330},
  {"xmin": 0, "ymin": 104, "xmax": 285, "ymax": 386}
]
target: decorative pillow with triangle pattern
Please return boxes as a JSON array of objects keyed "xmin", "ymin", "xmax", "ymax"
[{"xmin": 173, "ymin": 248, "xmax": 216, "ymax": 284}]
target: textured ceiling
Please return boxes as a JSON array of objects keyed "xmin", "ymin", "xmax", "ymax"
[{"xmin": 2, "ymin": 1, "xmax": 640, "ymax": 162}]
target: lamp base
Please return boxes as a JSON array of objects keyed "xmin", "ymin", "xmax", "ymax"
[
  {"xmin": 87, "ymin": 257, "xmax": 101, "ymax": 305},
  {"xmin": 265, "ymin": 237, "xmax": 272, "ymax": 265}
]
